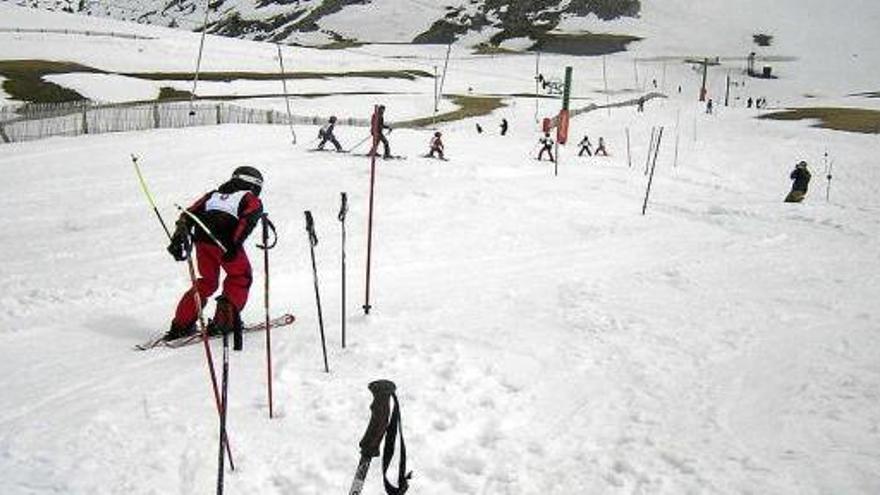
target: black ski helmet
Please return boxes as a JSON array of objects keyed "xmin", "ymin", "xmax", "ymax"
[
  {"xmin": 329, "ymin": 115, "xmax": 337, "ymax": 123},
  {"xmin": 231, "ymin": 166, "xmax": 263, "ymax": 195},
  {"xmin": 434, "ymin": 131, "xmax": 441, "ymax": 137}
]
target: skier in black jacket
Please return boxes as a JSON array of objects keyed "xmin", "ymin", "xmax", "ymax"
[
  {"xmin": 317, "ymin": 115, "xmax": 343, "ymax": 151},
  {"xmin": 537, "ymin": 132, "xmax": 554, "ymax": 161},
  {"xmin": 577, "ymin": 134, "xmax": 592, "ymax": 157},
  {"xmin": 785, "ymin": 160, "xmax": 811, "ymax": 203}
]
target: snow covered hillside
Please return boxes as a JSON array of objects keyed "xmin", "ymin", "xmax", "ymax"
[
  {"xmin": 1, "ymin": 2, "xmax": 880, "ymax": 495},
  {"xmin": 4, "ymin": 0, "xmax": 640, "ymax": 46}
]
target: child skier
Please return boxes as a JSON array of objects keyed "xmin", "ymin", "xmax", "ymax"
[
  {"xmin": 537, "ymin": 132, "xmax": 554, "ymax": 161},
  {"xmin": 500, "ymin": 118, "xmax": 508, "ymax": 136},
  {"xmin": 594, "ymin": 136, "xmax": 608, "ymax": 156},
  {"xmin": 317, "ymin": 115, "xmax": 343, "ymax": 151},
  {"xmin": 163, "ymin": 166, "xmax": 265, "ymax": 341},
  {"xmin": 427, "ymin": 131, "xmax": 445, "ymax": 160},
  {"xmin": 785, "ymin": 160, "xmax": 811, "ymax": 203},
  {"xmin": 577, "ymin": 134, "xmax": 592, "ymax": 157}
]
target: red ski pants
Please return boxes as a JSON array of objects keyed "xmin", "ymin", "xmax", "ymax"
[{"xmin": 173, "ymin": 242, "xmax": 252, "ymax": 326}]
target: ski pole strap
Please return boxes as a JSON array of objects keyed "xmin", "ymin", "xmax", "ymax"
[
  {"xmin": 176, "ymin": 205, "xmax": 227, "ymax": 253},
  {"xmin": 338, "ymin": 192, "xmax": 348, "ymax": 222},
  {"xmin": 358, "ymin": 380, "xmax": 395, "ymax": 458},
  {"xmin": 304, "ymin": 211, "xmax": 318, "ymax": 247},
  {"xmin": 381, "ymin": 391, "xmax": 410, "ymax": 495},
  {"xmin": 257, "ymin": 214, "xmax": 278, "ymax": 250}
]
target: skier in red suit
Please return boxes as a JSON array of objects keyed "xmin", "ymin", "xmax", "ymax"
[{"xmin": 163, "ymin": 166, "xmax": 264, "ymax": 341}]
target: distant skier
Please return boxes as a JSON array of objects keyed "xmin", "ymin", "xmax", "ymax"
[
  {"xmin": 370, "ymin": 105, "xmax": 392, "ymax": 159},
  {"xmin": 163, "ymin": 166, "xmax": 265, "ymax": 342},
  {"xmin": 317, "ymin": 115, "xmax": 343, "ymax": 152},
  {"xmin": 537, "ymin": 132, "xmax": 554, "ymax": 161},
  {"xmin": 747, "ymin": 97, "xmax": 754, "ymax": 108},
  {"xmin": 637, "ymin": 96, "xmax": 645, "ymax": 113},
  {"xmin": 594, "ymin": 136, "xmax": 608, "ymax": 156},
  {"xmin": 577, "ymin": 134, "xmax": 592, "ymax": 157},
  {"xmin": 784, "ymin": 160, "xmax": 811, "ymax": 203},
  {"xmin": 500, "ymin": 118, "xmax": 508, "ymax": 136},
  {"xmin": 427, "ymin": 131, "xmax": 445, "ymax": 160},
  {"xmin": 476, "ymin": 123, "xmax": 483, "ymax": 134},
  {"xmin": 706, "ymin": 99, "xmax": 714, "ymax": 114}
]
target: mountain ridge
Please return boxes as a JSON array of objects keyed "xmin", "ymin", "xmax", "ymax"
[{"xmin": 6, "ymin": 0, "xmax": 641, "ymax": 48}]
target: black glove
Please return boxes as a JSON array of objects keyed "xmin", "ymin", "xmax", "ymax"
[
  {"xmin": 167, "ymin": 222, "xmax": 191, "ymax": 261},
  {"xmin": 222, "ymin": 243, "xmax": 239, "ymax": 262}
]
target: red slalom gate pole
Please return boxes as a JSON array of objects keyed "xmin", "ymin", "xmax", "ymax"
[
  {"xmin": 257, "ymin": 215, "xmax": 278, "ymax": 418},
  {"xmin": 363, "ymin": 105, "xmax": 381, "ymax": 315}
]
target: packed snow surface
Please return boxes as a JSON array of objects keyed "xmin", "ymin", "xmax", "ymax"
[{"xmin": 1, "ymin": 2, "xmax": 879, "ymax": 494}]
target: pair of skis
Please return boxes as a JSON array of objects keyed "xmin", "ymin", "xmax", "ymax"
[{"xmin": 134, "ymin": 314, "xmax": 295, "ymax": 351}]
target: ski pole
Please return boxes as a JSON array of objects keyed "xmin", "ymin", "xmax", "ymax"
[
  {"xmin": 177, "ymin": 205, "xmax": 228, "ymax": 254},
  {"xmin": 129, "ymin": 155, "xmax": 235, "ymax": 471},
  {"xmin": 826, "ymin": 160, "xmax": 834, "ymax": 202},
  {"xmin": 642, "ymin": 127, "xmax": 664, "ymax": 215},
  {"xmin": 131, "ymin": 155, "xmax": 172, "ymax": 238},
  {"xmin": 347, "ymin": 133, "xmax": 372, "ymax": 153},
  {"xmin": 338, "ymin": 192, "xmax": 349, "ymax": 348},
  {"xmin": 530, "ymin": 142, "xmax": 541, "ymax": 158},
  {"xmin": 256, "ymin": 214, "xmax": 278, "ymax": 417},
  {"xmin": 305, "ymin": 211, "xmax": 330, "ymax": 372},
  {"xmin": 183, "ymin": 234, "xmax": 237, "ymax": 471},
  {"xmin": 644, "ymin": 126, "xmax": 656, "ymax": 176},
  {"xmin": 348, "ymin": 380, "xmax": 396, "ymax": 495},
  {"xmin": 216, "ymin": 326, "xmax": 230, "ymax": 495}
]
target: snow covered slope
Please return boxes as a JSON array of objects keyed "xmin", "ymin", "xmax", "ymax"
[{"xmin": 1, "ymin": 2, "xmax": 880, "ymax": 495}]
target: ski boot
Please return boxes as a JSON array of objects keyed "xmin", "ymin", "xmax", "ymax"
[
  {"xmin": 211, "ymin": 297, "xmax": 243, "ymax": 350},
  {"xmin": 162, "ymin": 320, "xmax": 197, "ymax": 342}
]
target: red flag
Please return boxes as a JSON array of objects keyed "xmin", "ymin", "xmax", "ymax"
[{"xmin": 556, "ymin": 109, "xmax": 570, "ymax": 145}]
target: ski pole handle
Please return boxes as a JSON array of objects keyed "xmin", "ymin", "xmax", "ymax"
[
  {"xmin": 338, "ymin": 192, "xmax": 348, "ymax": 222},
  {"xmin": 358, "ymin": 380, "xmax": 396, "ymax": 457},
  {"xmin": 304, "ymin": 210, "xmax": 318, "ymax": 247},
  {"xmin": 256, "ymin": 214, "xmax": 278, "ymax": 250}
]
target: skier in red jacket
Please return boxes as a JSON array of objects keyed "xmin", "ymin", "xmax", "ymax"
[
  {"xmin": 163, "ymin": 166, "xmax": 264, "ymax": 341},
  {"xmin": 427, "ymin": 131, "xmax": 445, "ymax": 159}
]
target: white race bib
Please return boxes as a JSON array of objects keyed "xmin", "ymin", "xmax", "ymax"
[{"xmin": 205, "ymin": 190, "xmax": 247, "ymax": 218}]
